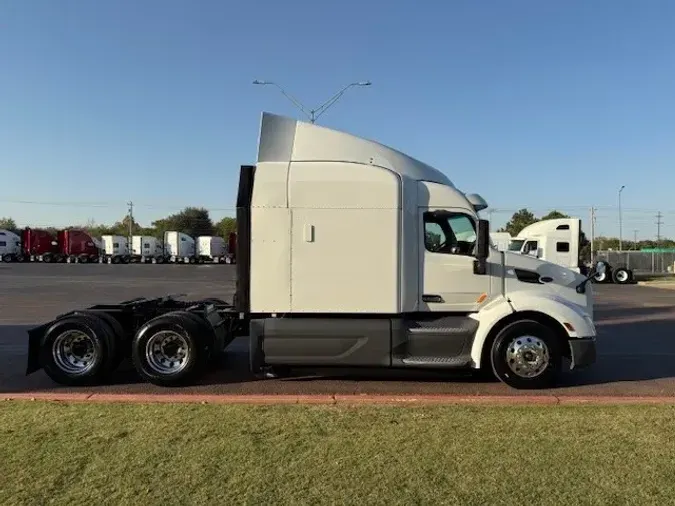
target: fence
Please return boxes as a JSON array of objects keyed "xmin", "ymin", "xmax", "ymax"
[{"xmin": 595, "ymin": 250, "xmax": 675, "ymax": 274}]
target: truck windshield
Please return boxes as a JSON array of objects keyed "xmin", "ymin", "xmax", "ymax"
[{"xmin": 508, "ymin": 239, "xmax": 525, "ymax": 252}]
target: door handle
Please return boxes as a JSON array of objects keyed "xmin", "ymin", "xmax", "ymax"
[{"xmin": 422, "ymin": 294, "xmax": 444, "ymax": 303}]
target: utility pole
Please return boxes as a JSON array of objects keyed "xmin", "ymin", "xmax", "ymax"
[
  {"xmin": 656, "ymin": 212, "xmax": 663, "ymax": 244},
  {"xmin": 633, "ymin": 230, "xmax": 638, "ymax": 249},
  {"xmin": 590, "ymin": 207, "xmax": 596, "ymax": 265},
  {"xmin": 127, "ymin": 201, "xmax": 134, "ymax": 246},
  {"xmin": 618, "ymin": 185, "xmax": 625, "ymax": 251},
  {"xmin": 656, "ymin": 211, "xmax": 664, "ymax": 272},
  {"xmin": 252, "ymin": 80, "xmax": 372, "ymax": 123}
]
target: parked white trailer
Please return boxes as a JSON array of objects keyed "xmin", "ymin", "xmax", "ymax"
[
  {"xmin": 163, "ymin": 231, "xmax": 196, "ymax": 263},
  {"xmin": 197, "ymin": 236, "xmax": 226, "ymax": 263},
  {"xmin": 0, "ymin": 229, "xmax": 21, "ymax": 262},
  {"xmin": 132, "ymin": 235, "xmax": 165, "ymax": 263},
  {"xmin": 100, "ymin": 235, "xmax": 130, "ymax": 264}
]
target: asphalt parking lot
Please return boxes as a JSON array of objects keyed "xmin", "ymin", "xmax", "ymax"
[{"xmin": 1, "ymin": 263, "xmax": 674, "ymax": 397}]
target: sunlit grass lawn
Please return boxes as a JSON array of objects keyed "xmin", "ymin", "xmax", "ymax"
[{"xmin": 2, "ymin": 401, "xmax": 674, "ymax": 505}]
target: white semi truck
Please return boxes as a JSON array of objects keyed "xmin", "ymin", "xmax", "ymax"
[
  {"xmin": 0, "ymin": 229, "xmax": 21, "ymax": 262},
  {"xmin": 131, "ymin": 235, "xmax": 166, "ymax": 263},
  {"xmin": 163, "ymin": 231, "xmax": 197, "ymax": 264},
  {"xmin": 196, "ymin": 236, "xmax": 227, "ymax": 263},
  {"xmin": 100, "ymin": 235, "xmax": 131, "ymax": 264},
  {"xmin": 508, "ymin": 219, "xmax": 582, "ymax": 272},
  {"xmin": 25, "ymin": 112, "xmax": 599, "ymax": 390},
  {"xmin": 499, "ymin": 218, "xmax": 633, "ymax": 284}
]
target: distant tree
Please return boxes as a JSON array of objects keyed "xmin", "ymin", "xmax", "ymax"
[
  {"xmin": 152, "ymin": 207, "xmax": 214, "ymax": 238},
  {"xmin": 500, "ymin": 209, "xmax": 537, "ymax": 237},
  {"xmin": 0, "ymin": 217, "xmax": 18, "ymax": 233},
  {"xmin": 540, "ymin": 210, "xmax": 569, "ymax": 221},
  {"xmin": 214, "ymin": 217, "xmax": 237, "ymax": 238}
]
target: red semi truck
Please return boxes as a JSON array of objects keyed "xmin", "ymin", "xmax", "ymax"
[
  {"xmin": 225, "ymin": 232, "xmax": 237, "ymax": 264},
  {"xmin": 19, "ymin": 228, "xmax": 59, "ymax": 262},
  {"xmin": 54, "ymin": 229, "xmax": 100, "ymax": 263},
  {"xmin": 16, "ymin": 228, "xmax": 100, "ymax": 263}
]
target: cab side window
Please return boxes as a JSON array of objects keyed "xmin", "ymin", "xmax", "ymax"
[
  {"xmin": 423, "ymin": 211, "xmax": 477, "ymax": 256},
  {"xmin": 524, "ymin": 240, "xmax": 538, "ymax": 254}
]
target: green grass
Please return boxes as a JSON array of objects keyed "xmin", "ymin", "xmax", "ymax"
[{"xmin": 2, "ymin": 402, "xmax": 675, "ymax": 505}]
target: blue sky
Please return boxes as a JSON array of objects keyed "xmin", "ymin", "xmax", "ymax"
[{"xmin": 1, "ymin": 0, "xmax": 674, "ymax": 239}]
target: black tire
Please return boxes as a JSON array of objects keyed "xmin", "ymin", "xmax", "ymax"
[
  {"xmin": 612, "ymin": 267, "xmax": 631, "ymax": 285},
  {"xmin": 179, "ymin": 311, "xmax": 219, "ymax": 365},
  {"xmin": 76, "ymin": 311, "xmax": 127, "ymax": 368},
  {"xmin": 131, "ymin": 312, "xmax": 210, "ymax": 386},
  {"xmin": 156, "ymin": 257, "xmax": 164, "ymax": 264},
  {"xmin": 490, "ymin": 319, "xmax": 562, "ymax": 390},
  {"xmin": 2, "ymin": 255, "xmax": 11, "ymax": 263},
  {"xmin": 39, "ymin": 314, "xmax": 117, "ymax": 386},
  {"xmin": 593, "ymin": 269, "xmax": 610, "ymax": 284}
]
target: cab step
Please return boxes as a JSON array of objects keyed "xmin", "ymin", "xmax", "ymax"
[
  {"xmin": 392, "ymin": 315, "xmax": 478, "ymax": 369},
  {"xmin": 401, "ymin": 356, "xmax": 472, "ymax": 367}
]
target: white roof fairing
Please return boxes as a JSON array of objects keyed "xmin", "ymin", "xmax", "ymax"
[
  {"xmin": 256, "ymin": 112, "xmax": 455, "ymax": 187},
  {"xmin": 516, "ymin": 218, "xmax": 578, "ymax": 239}
]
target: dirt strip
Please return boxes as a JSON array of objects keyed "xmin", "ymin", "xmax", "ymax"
[{"xmin": 3, "ymin": 392, "xmax": 675, "ymax": 406}]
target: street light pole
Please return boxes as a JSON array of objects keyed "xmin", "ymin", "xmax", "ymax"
[
  {"xmin": 252, "ymin": 80, "xmax": 372, "ymax": 123},
  {"xmin": 618, "ymin": 185, "xmax": 625, "ymax": 251}
]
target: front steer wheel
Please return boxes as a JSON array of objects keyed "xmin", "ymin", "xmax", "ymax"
[
  {"xmin": 490, "ymin": 319, "xmax": 563, "ymax": 390},
  {"xmin": 131, "ymin": 312, "xmax": 211, "ymax": 387}
]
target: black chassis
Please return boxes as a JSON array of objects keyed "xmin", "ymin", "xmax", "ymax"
[{"xmin": 26, "ymin": 295, "xmax": 245, "ymax": 376}]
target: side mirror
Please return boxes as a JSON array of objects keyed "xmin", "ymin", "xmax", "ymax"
[
  {"xmin": 576, "ymin": 260, "xmax": 607, "ymax": 294},
  {"xmin": 476, "ymin": 219, "xmax": 490, "ymax": 260},
  {"xmin": 474, "ymin": 219, "xmax": 490, "ymax": 275}
]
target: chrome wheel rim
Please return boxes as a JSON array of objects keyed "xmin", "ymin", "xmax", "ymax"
[
  {"xmin": 616, "ymin": 270, "xmax": 629, "ymax": 283},
  {"xmin": 506, "ymin": 335, "xmax": 549, "ymax": 378},
  {"xmin": 594, "ymin": 271, "xmax": 606, "ymax": 282},
  {"xmin": 145, "ymin": 331, "xmax": 189, "ymax": 375},
  {"xmin": 53, "ymin": 330, "xmax": 98, "ymax": 375}
]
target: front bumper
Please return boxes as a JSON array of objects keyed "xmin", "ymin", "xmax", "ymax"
[{"xmin": 568, "ymin": 337, "xmax": 597, "ymax": 369}]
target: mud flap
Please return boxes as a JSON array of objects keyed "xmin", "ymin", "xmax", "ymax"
[
  {"xmin": 569, "ymin": 338, "xmax": 597, "ymax": 369},
  {"xmin": 26, "ymin": 322, "xmax": 51, "ymax": 375}
]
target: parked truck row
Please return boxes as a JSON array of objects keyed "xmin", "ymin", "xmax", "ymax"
[
  {"xmin": 0, "ymin": 228, "xmax": 237, "ymax": 264},
  {"xmin": 490, "ymin": 219, "xmax": 634, "ymax": 285}
]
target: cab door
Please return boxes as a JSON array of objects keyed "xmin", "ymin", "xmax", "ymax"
[{"xmin": 419, "ymin": 209, "xmax": 490, "ymax": 313}]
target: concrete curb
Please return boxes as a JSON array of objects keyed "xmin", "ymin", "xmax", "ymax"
[{"xmin": 3, "ymin": 392, "xmax": 675, "ymax": 406}]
